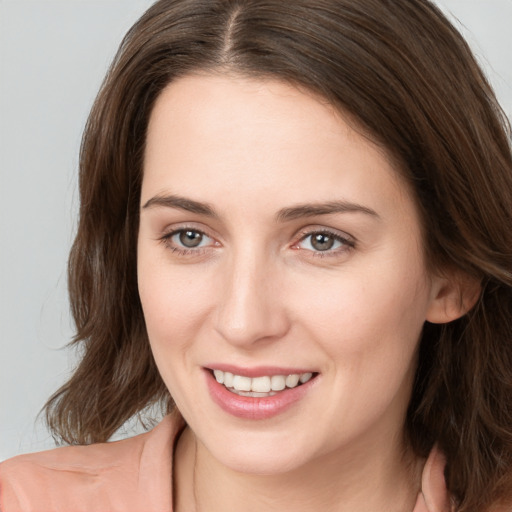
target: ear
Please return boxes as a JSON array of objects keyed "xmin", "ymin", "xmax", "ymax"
[{"xmin": 426, "ymin": 271, "xmax": 481, "ymax": 324}]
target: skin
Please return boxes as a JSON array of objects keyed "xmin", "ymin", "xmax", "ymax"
[{"xmin": 137, "ymin": 73, "xmax": 468, "ymax": 512}]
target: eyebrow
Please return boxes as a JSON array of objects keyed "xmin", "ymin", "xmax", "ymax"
[
  {"xmin": 275, "ymin": 201, "xmax": 380, "ymax": 222},
  {"xmin": 142, "ymin": 194, "xmax": 379, "ymax": 221},
  {"xmin": 142, "ymin": 194, "xmax": 218, "ymax": 217}
]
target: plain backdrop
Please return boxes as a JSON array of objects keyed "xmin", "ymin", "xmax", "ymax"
[{"xmin": 1, "ymin": 0, "xmax": 511, "ymax": 461}]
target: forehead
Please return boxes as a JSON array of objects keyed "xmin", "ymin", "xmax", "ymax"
[{"xmin": 142, "ymin": 73, "xmax": 412, "ymax": 219}]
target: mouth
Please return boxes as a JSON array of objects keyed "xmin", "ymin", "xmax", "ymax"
[
  {"xmin": 204, "ymin": 367, "xmax": 319, "ymax": 419},
  {"xmin": 210, "ymin": 369, "xmax": 316, "ymax": 397}
]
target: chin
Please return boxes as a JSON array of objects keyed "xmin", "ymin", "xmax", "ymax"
[
  {"xmin": 216, "ymin": 448, "xmax": 308, "ymax": 476},
  {"xmin": 199, "ymin": 428, "xmax": 318, "ymax": 476}
]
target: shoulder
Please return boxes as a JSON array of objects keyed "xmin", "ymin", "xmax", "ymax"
[{"xmin": 0, "ymin": 413, "xmax": 184, "ymax": 512}]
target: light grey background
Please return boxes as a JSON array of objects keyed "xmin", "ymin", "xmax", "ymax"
[{"xmin": 1, "ymin": 0, "xmax": 511, "ymax": 461}]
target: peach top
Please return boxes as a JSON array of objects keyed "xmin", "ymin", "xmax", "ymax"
[{"xmin": 0, "ymin": 412, "xmax": 452, "ymax": 512}]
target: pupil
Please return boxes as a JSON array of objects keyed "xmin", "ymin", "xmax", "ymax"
[
  {"xmin": 311, "ymin": 233, "xmax": 334, "ymax": 251},
  {"xmin": 179, "ymin": 230, "xmax": 202, "ymax": 248}
]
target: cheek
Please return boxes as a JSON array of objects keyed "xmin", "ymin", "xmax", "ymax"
[
  {"xmin": 137, "ymin": 254, "xmax": 215, "ymax": 406},
  {"xmin": 295, "ymin": 264, "xmax": 428, "ymax": 432},
  {"xmin": 138, "ymin": 249, "xmax": 198, "ymax": 345},
  {"xmin": 288, "ymin": 254, "xmax": 431, "ymax": 414},
  {"xmin": 296, "ymin": 264, "xmax": 429, "ymax": 348}
]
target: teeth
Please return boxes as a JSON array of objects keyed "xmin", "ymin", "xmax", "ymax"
[
  {"xmin": 232, "ymin": 375, "xmax": 252, "ymax": 392},
  {"xmin": 232, "ymin": 390, "xmax": 278, "ymax": 397},
  {"xmin": 299, "ymin": 372, "xmax": 313, "ymax": 384},
  {"xmin": 212, "ymin": 369, "xmax": 314, "ymax": 393},
  {"xmin": 213, "ymin": 369, "xmax": 224, "ymax": 384},
  {"xmin": 285, "ymin": 374, "xmax": 300, "ymax": 387},
  {"xmin": 223, "ymin": 371, "xmax": 234, "ymax": 387},
  {"xmin": 251, "ymin": 376, "xmax": 271, "ymax": 393},
  {"xmin": 270, "ymin": 375, "xmax": 286, "ymax": 391}
]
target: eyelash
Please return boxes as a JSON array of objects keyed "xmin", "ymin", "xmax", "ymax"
[
  {"xmin": 159, "ymin": 226, "xmax": 213, "ymax": 256},
  {"xmin": 294, "ymin": 229, "xmax": 355, "ymax": 258},
  {"xmin": 158, "ymin": 227, "xmax": 356, "ymax": 258}
]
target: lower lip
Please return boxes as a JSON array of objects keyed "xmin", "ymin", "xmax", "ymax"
[{"xmin": 205, "ymin": 370, "xmax": 317, "ymax": 420}]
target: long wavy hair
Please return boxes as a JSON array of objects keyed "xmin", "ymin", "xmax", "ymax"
[{"xmin": 44, "ymin": 1, "xmax": 512, "ymax": 510}]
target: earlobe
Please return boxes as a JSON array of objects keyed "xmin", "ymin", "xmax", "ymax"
[{"xmin": 425, "ymin": 273, "xmax": 481, "ymax": 324}]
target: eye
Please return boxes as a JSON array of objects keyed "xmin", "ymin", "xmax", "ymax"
[
  {"xmin": 160, "ymin": 227, "xmax": 217, "ymax": 254},
  {"xmin": 176, "ymin": 229, "xmax": 207, "ymax": 248},
  {"xmin": 295, "ymin": 230, "xmax": 354, "ymax": 254},
  {"xmin": 306, "ymin": 232, "xmax": 338, "ymax": 251}
]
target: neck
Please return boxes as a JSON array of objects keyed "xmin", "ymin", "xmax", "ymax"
[{"xmin": 173, "ymin": 426, "xmax": 423, "ymax": 512}]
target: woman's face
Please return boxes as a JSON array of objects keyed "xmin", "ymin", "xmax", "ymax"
[{"xmin": 138, "ymin": 74, "xmax": 446, "ymax": 474}]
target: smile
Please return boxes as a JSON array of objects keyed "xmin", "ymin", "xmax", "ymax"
[
  {"xmin": 205, "ymin": 368, "xmax": 319, "ymax": 419},
  {"xmin": 213, "ymin": 369, "xmax": 314, "ymax": 397}
]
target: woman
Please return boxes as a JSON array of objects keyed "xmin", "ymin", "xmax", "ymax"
[{"xmin": 1, "ymin": 0, "xmax": 511, "ymax": 511}]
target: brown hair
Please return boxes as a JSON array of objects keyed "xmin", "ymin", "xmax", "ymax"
[{"xmin": 44, "ymin": 1, "xmax": 512, "ymax": 510}]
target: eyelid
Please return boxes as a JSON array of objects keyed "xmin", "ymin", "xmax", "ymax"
[
  {"xmin": 296, "ymin": 225, "xmax": 355, "ymax": 241},
  {"xmin": 159, "ymin": 221, "xmax": 218, "ymax": 240},
  {"xmin": 156, "ymin": 223, "xmax": 355, "ymax": 257},
  {"xmin": 292, "ymin": 226, "xmax": 356, "ymax": 254},
  {"xmin": 158, "ymin": 224, "xmax": 221, "ymax": 254}
]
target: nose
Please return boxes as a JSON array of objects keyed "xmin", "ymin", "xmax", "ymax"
[{"xmin": 214, "ymin": 251, "xmax": 290, "ymax": 348}]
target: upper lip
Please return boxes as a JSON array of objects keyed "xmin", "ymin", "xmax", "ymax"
[{"xmin": 204, "ymin": 364, "xmax": 317, "ymax": 378}]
